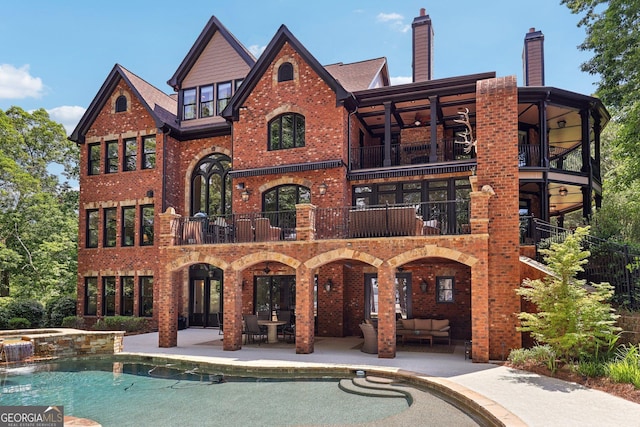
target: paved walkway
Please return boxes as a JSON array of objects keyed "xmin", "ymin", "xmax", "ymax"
[{"xmin": 123, "ymin": 328, "xmax": 640, "ymax": 426}]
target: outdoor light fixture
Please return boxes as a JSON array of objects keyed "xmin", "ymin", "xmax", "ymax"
[
  {"xmin": 420, "ymin": 279, "xmax": 428, "ymax": 293},
  {"xmin": 557, "ymin": 119, "xmax": 567, "ymax": 129},
  {"xmin": 318, "ymin": 182, "xmax": 328, "ymax": 195},
  {"xmin": 241, "ymin": 189, "xmax": 250, "ymax": 202},
  {"xmin": 558, "ymin": 186, "xmax": 568, "ymax": 197},
  {"xmin": 324, "ymin": 279, "xmax": 333, "ymax": 292}
]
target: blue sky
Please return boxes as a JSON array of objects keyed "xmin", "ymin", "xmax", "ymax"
[{"xmin": 1, "ymin": 0, "xmax": 597, "ymax": 135}]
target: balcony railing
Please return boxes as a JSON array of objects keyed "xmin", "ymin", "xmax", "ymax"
[
  {"xmin": 518, "ymin": 143, "xmax": 585, "ymax": 173},
  {"xmin": 173, "ymin": 200, "xmax": 470, "ymax": 245},
  {"xmin": 350, "ymin": 139, "xmax": 473, "ymax": 170}
]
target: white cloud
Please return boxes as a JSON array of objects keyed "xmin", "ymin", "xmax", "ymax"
[
  {"xmin": 248, "ymin": 44, "xmax": 267, "ymax": 58},
  {"xmin": 376, "ymin": 12, "xmax": 410, "ymax": 33},
  {"xmin": 390, "ymin": 76, "xmax": 412, "ymax": 86},
  {"xmin": 0, "ymin": 64, "xmax": 45, "ymax": 99},
  {"xmin": 47, "ymin": 105, "xmax": 86, "ymax": 135}
]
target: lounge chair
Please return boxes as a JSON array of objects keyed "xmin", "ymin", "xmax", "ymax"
[{"xmin": 243, "ymin": 314, "xmax": 266, "ymax": 345}]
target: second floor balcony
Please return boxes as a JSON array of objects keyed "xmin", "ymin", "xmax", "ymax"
[
  {"xmin": 172, "ymin": 199, "xmax": 471, "ymax": 246},
  {"xmin": 350, "ymin": 139, "xmax": 473, "ymax": 170}
]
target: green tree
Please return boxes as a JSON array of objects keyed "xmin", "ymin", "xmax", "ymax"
[
  {"xmin": 0, "ymin": 106, "xmax": 79, "ymax": 301},
  {"xmin": 517, "ymin": 227, "xmax": 620, "ymax": 362}
]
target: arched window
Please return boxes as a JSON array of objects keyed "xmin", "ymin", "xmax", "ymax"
[
  {"xmin": 263, "ymin": 185, "xmax": 310, "ymax": 235},
  {"xmin": 268, "ymin": 113, "xmax": 305, "ymax": 150},
  {"xmin": 191, "ymin": 154, "xmax": 232, "ymax": 216},
  {"xmin": 115, "ymin": 95, "xmax": 127, "ymax": 112},
  {"xmin": 277, "ymin": 62, "xmax": 294, "ymax": 82}
]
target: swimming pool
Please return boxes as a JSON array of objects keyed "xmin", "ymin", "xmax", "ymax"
[{"xmin": 0, "ymin": 357, "xmax": 483, "ymax": 426}]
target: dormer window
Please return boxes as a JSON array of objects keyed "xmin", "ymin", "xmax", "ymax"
[
  {"xmin": 115, "ymin": 95, "xmax": 127, "ymax": 112},
  {"xmin": 278, "ymin": 62, "xmax": 294, "ymax": 82},
  {"xmin": 183, "ymin": 88, "xmax": 197, "ymax": 120}
]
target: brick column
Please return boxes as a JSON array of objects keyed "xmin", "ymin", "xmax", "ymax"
[
  {"xmin": 295, "ymin": 266, "xmax": 315, "ymax": 354},
  {"xmin": 158, "ymin": 208, "xmax": 180, "ymax": 348},
  {"xmin": 476, "ymin": 76, "xmax": 522, "ymax": 358},
  {"xmin": 377, "ymin": 263, "xmax": 396, "ymax": 358},
  {"xmin": 223, "ymin": 269, "xmax": 243, "ymax": 351},
  {"xmin": 295, "ymin": 203, "xmax": 316, "ymax": 241}
]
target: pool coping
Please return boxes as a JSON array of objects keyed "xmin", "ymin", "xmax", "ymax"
[{"xmin": 101, "ymin": 352, "xmax": 526, "ymax": 426}]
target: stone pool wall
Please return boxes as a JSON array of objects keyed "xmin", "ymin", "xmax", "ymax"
[{"xmin": 1, "ymin": 328, "xmax": 124, "ymax": 360}]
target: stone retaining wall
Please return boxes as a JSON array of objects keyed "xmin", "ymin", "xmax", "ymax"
[
  {"xmin": 617, "ymin": 313, "xmax": 640, "ymax": 345},
  {"xmin": 0, "ymin": 328, "xmax": 124, "ymax": 360}
]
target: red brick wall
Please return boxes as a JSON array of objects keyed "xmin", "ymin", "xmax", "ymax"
[{"xmin": 476, "ymin": 75, "xmax": 522, "ymax": 357}]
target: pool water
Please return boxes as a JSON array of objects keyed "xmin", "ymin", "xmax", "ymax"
[{"xmin": 1, "ymin": 360, "xmax": 408, "ymax": 426}]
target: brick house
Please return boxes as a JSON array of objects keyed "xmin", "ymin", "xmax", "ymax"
[{"xmin": 69, "ymin": 9, "xmax": 608, "ymax": 362}]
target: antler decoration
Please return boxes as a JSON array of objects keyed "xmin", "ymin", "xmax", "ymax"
[{"xmin": 454, "ymin": 108, "xmax": 477, "ymax": 154}]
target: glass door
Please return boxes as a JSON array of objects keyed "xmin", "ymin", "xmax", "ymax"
[
  {"xmin": 364, "ymin": 273, "xmax": 412, "ymax": 321},
  {"xmin": 189, "ymin": 265, "xmax": 222, "ymax": 327}
]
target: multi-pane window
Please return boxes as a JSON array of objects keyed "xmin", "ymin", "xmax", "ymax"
[
  {"xmin": 103, "ymin": 208, "xmax": 117, "ymax": 247},
  {"xmin": 263, "ymin": 185, "xmax": 310, "ymax": 232},
  {"xmin": 200, "ymin": 85, "xmax": 214, "ymax": 118},
  {"xmin": 88, "ymin": 143, "xmax": 100, "ymax": 175},
  {"xmin": 216, "ymin": 82, "xmax": 231, "ymax": 115},
  {"xmin": 122, "ymin": 206, "xmax": 135, "ymax": 246},
  {"xmin": 140, "ymin": 205, "xmax": 154, "ymax": 246},
  {"xmin": 121, "ymin": 276, "xmax": 134, "ymax": 316},
  {"xmin": 142, "ymin": 136, "xmax": 156, "ymax": 169},
  {"xmin": 103, "ymin": 276, "xmax": 116, "ymax": 316},
  {"xmin": 268, "ymin": 113, "xmax": 305, "ymax": 150},
  {"xmin": 123, "ymin": 138, "xmax": 137, "ymax": 171},
  {"xmin": 86, "ymin": 210, "xmax": 99, "ymax": 248},
  {"xmin": 85, "ymin": 277, "xmax": 98, "ymax": 316},
  {"xmin": 191, "ymin": 154, "xmax": 232, "ymax": 216},
  {"xmin": 106, "ymin": 140, "xmax": 118, "ymax": 173},
  {"xmin": 139, "ymin": 276, "xmax": 153, "ymax": 317},
  {"xmin": 436, "ymin": 276, "xmax": 455, "ymax": 303},
  {"xmin": 183, "ymin": 88, "xmax": 197, "ymax": 120}
]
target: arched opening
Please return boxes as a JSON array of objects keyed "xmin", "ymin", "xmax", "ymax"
[{"xmin": 191, "ymin": 153, "xmax": 232, "ymax": 216}]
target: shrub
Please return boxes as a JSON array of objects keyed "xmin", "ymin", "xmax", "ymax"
[
  {"xmin": 516, "ymin": 227, "xmax": 621, "ymax": 362},
  {"xmin": 61, "ymin": 316, "xmax": 85, "ymax": 329},
  {"xmin": 8, "ymin": 317, "xmax": 31, "ymax": 329},
  {"xmin": 92, "ymin": 316, "xmax": 146, "ymax": 333},
  {"xmin": 508, "ymin": 345, "xmax": 557, "ymax": 372},
  {"xmin": 576, "ymin": 358, "xmax": 607, "ymax": 378},
  {"xmin": 606, "ymin": 344, "xmax": 640, "ymax": 388},
  {"xmin": 6, "ymin": 299, "xmax": 45, "ymax": 328},
  {"xmin": 46, "ymin": 296, "xmax": 77, "ymax": 327},
  {"xmin": 0, "ymin": 306, "xmax": 9, "ymax": 329}
]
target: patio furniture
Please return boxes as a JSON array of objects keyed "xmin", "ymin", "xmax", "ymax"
[
  {"xmin": 243, "ymin": 314, "xmax": 266, "ymax": 345},
  {"xmin": 359, "ymin": 322, "xmax": 378, "ymax": 354},
  {"xmin": 348, "ymin": 205, "xmax": 423, "ymax": 238},
  {"xmin": 277, "ymin": 310, "xmax": 292, "ymax": 340},
  {"xmin": 216, "ymin": 312, "xmax": 223, "ymax": 335},
  {"xmin": 236, "ymin": 218, "xmax": 253, "ymax": 242},
  {"xmin": 255, "ymin": 217, "xmax": 281, "ymax": 241}
]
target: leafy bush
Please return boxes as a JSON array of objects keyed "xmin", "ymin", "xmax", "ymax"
[
  {"xmin": 92, "ymin": 316, "xmax": 146, "ymax": 333},
  {"xmin": 576, "ymin": 358, "xmax": 606, "ymax": 378},
  {"xmin": 0, "ymin": 306, "xmax": 9, "ymax": 329},
  {"xmin": 606, "ymin": 344, "xmax": 640, "ymax": 388},
  {"xmin": 508, "ymin": 345, "xmax": 557, "ymax": 372},
  {"xmin": 5, "ymin": 299, "xmax": 45, "ymax": 328},
  {"xmin": 8, "ymin": 317, "xmax": 31, "ymax": 329},
  {"xmin": 516, "ymin": 227, "xmax": 621, "ymax": 362},
  {"xmin": 61, "ymin": 316, "xmax": 85, "ymax": 329},
  {"xmin": 46, "ymin": 296, "xmax": 77, "ymax": 327}
]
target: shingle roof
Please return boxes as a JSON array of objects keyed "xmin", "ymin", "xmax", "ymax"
[
  {"xmin": 325, "ymin": 58, "xmax": 389, "ymax": 92},
  {"xmin": 119, "ymin": 66, "xmax": 177, "ymax": 126}
]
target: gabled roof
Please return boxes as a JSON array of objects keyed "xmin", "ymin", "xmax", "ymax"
[
  {"xmin": 69, "ymin": 64, "xmax": 177, "ymax": 144},
  {"xmin": 325, "ymin": 58, "xmax": 389, "ymax": 92},
  {"xmin": 223, "ymin": 25, "xmax": 354, "ymax": 120},
  {"xmin": 167, "ymin": 16, "xmax": 256, "ymax": 90}
]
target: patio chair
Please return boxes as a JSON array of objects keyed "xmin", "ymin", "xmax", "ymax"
[
  {"xmin": 216, "ymin": 312, "xmax": 223, "ymax": 335},
  {"xmin": 254, "ymin": 217, "xmax": 281, "ymax": 241},
  {"xmin": 359, "ymin": 322, "xmax": 378, "ymax": 354},
  {"xmin": 277, "ymin": 310, "xmax": 291, "ymax": 340},
  {"xmin": 236, "ymin": 218, "xmax": 254, "ymax": 242},
  {"xmin": 243, "ymin": 314, "xmax": 266, "ymax": 345},
  {"xmin": 282, "ymin": 323, "xmax": 295, "ymax": 343}
]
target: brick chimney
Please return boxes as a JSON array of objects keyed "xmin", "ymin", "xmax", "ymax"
[
  {"xmin": 412, "ymin": 8, "xmax": 434, "ymax": 82},
  {"xmin": 522, "ymin": 27, "xmax": 545, "ymax": 86}
]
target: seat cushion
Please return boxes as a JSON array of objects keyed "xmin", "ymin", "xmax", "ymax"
[
  {"xmin": 413, "ymin": 318, "xmax": 432, "ymax": 330},
  {"xmin": 432, "ymin": 319, "xmax": 449, "ymax": 330},
  {"xmin": 401, "ymin": 319, "xmax": 415, "ymax": 330}
]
